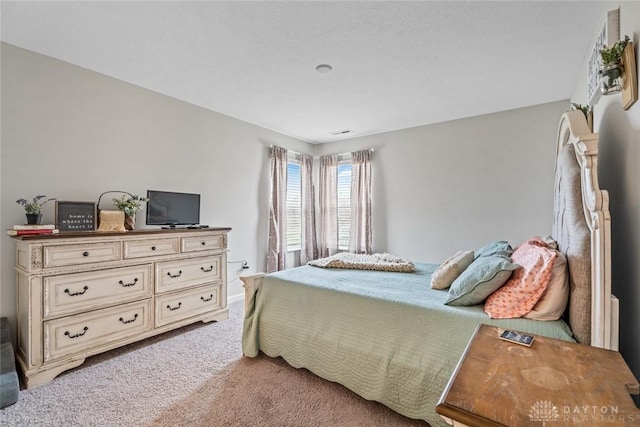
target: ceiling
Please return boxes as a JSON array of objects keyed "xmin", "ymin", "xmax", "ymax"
[{"xmin": 1, "ymin": 1, "xmax": 608, "ymax": 143}]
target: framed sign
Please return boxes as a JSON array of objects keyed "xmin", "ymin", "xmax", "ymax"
[
  {"xmin": 587, "ymin": 8, "xmax": 619, "ymax": 105},
  {"xmin": 55, "ymin": 201, "xmax": 96, "ymax": 231}
]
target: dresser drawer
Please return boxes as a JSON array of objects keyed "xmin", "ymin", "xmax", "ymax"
[
  {"xmin": 155, "ymin": 255, "xmax": 222, "ymax": 293},
  {"xmin": 44, "ymin": 265, "xmax": 153, "ymax": 318},
  {"xmin": 181, "ymin": 234, "xmax": 225, "ymax": 253},
  {"xmin": 43, "ymin": 242, "xmax": 122, "ymax": 268},
  {"xmin": 43, "ymin": 300, "xmax": 152, "ymax": 362},
  {"xmin": 155, "ymin": 284, "xmax": 223, "ymax": 327},
  {"xmin": 123, "ymin": 238, "xmax": 180, "ymax": 259}
]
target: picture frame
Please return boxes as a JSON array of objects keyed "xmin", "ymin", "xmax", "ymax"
[
  {"xmin": 587, "ymin": 8, "xmax": 619, "ymax": 105},
  {"xmin": 55, "ymin": 201, "xmax": 96, "ymax": 232}
]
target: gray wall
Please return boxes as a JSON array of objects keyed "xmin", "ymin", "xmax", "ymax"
[
  {"xmin": 1, "ymin": 42, "xmax": 570, "ymax": 352},
  {"xmin": 0, "ymin": 42, "xmax": 313, "ymax": 326},
  {"xmin": 570, "ymin": 2, "xmax": 640, "ymax": 395},
  {"xmin": 316, "ymin": 101, "xmax": 568, "ymax": 263}
]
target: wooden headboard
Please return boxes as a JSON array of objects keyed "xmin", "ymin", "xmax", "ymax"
[{"xmin": 552, "ymin": 111, "xmax": 618, "ymax": 350}]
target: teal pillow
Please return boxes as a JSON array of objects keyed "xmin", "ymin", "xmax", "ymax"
[
  {"xmin": 444, "ymin": 255, "xmax": 518, "ymax": 306},
  {"xmin": 474, "ymin": 240, "xmax": 513, "ymax": 259}
]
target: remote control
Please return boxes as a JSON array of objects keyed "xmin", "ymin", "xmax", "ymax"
[{"xmin": 499, "ymin": 330, "xmax": 534, "ymax": 347}]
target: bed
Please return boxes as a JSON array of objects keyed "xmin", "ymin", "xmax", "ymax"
[{"xmin": 241, "ymin": 111, "xmax": 619, "ymax": 426}]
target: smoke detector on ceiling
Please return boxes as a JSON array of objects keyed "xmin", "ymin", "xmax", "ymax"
[{"xmin": 315, "ymin": 64, "xmax": 333, "ymax": 73}]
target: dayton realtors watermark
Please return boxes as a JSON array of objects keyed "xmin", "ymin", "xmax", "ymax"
[{"xmin": 529, "ymin": 401, "xmax": 640, "ymax": 424}]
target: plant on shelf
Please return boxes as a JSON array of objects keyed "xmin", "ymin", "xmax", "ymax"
[
  {"xmin": 570, "ymin": 103, "xmax": 590, "ymax": 119},
  {"xmin": 599, "ymin": 35, "xmax": 630, "ymax": 95},
  {"xmin": 16, "ymin": 195, "xmax": 56, "ymax": 214},
  {"xmin": 16, "ymin": 195, "xmax": 56, "ymax": 224},
  {"xmin": 570, "ymin": 103, "xmax": 593, "ymax": 131},
  {"xmin": 112, "ymin": 194, "xmax": 149, "ymax": 216},
  {"xmin": 600, "ymin": 35, "xmax": 630, "ymax": 66},
  {"xmin": 112, "ymin": 194, "xmax": 149, "ymax": 230}
]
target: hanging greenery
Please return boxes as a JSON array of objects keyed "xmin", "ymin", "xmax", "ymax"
[{"xmin": 600, "ymin": 35, "xmax": 630, "ymax": 65}]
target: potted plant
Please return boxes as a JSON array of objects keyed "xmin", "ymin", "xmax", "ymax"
[
  {"xmin": 16, "ymin": 195, "xmax": 56, "ymax": 224},
  {"xmin": 570, "ymin": 103, "xmax": 593, "ymax": 131},
  {"xmin": 112, "ymin": 194, "xmax": 149, "ymax": 230},
  {"xmin": 599, "ymin": 35, "xmax": 630, "ymax": 95}
]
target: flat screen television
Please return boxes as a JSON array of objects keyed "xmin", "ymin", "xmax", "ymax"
[{"xmin": 145, "ymin": 190, "xmax": 201, "ymax": 227}]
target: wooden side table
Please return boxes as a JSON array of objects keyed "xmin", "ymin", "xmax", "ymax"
[{"xmin": 436, "ymin": 324, "xmax": 640, "ymax": 426}]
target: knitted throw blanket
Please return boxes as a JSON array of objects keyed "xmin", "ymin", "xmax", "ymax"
[{"xmin": 308, "ymin": 252, "xmax": 416, "ymax": 273}]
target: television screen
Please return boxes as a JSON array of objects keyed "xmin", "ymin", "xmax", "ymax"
[{"xmin": 146, "ymin": 190, "xmax": 200, "ymax": 227}]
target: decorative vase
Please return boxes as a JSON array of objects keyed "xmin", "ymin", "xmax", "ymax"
[
  {"xmin": 124, "ymin": 214, "xmax": 136, "ymax": 231},
  {"xmin": 25, "ymin": 213, "xmax": 43, "ymax": 225},
  {"xmin": 599, "ymin": 62, "xmax": 624, "ymax": 95}
]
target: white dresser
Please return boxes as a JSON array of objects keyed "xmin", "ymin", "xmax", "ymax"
[{"xmin": 11, "ymin": 228, "xmax": 230, "ymax": 388}]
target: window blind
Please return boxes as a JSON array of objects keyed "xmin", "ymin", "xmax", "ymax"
[
  {"xmin": 286, "ymin": 161, "xmax": 301, "ymax": 249},
  {"xmin": 337, "ymin": 163, "xmax": 352, "ymax": 250}
]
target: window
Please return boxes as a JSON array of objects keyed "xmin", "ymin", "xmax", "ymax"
[
  {"xmin": 286, "ymin": 159, "xmax": 301, "ymax": 250},
  {"xmin": 337, "ymin": 162, "xmax": 352, "ymax": 250},
  {"xmin": 287, "ymin": 156, "xmax": 352, "ymax": 252}
]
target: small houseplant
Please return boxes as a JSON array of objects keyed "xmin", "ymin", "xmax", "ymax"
[
  {"xmin": 599, "ymin": 35, "xmax": 630, "ymax": 95},
  {"xmin": 570, "ymin": 103, "xmax": 590, "ymax": 118},
  {"xmin": 112, "ymin": 194, "xmax": 149, "ymax": 230},
  {"xmin": 570, "ymin": 103, "xmax": 593, "ymax": 131},
  {"xmin": 16, "ymin": 195, "xmax": 56, "ymax": 224}
]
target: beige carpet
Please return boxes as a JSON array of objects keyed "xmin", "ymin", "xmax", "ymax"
[
  {"xmin": 149, "ymin": 354, "xmax": 428, "ymax": 427},
  {"xmin": 0, "ymin": 300, "xmax": 429, "ymax": 427}
]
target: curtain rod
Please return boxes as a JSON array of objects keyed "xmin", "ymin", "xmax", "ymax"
[
  {"xmin": 335, "ymin": 148, "xmax": 375, "ymax": 157},
  {"xmin": 269, "ymin": 145, "xmax": 374, "ymax": 157}
]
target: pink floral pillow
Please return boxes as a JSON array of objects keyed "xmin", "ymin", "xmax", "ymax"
[
  {"xmin": 484, "ymin": 237, "xmax": 558, "ymax": 319},
  {"xmin": 524, "ymin": 250, "xmax": 569, "ymax": 320}
]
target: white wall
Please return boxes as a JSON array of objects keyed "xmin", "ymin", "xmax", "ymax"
[
  {"xmin": 0, "ymin": 43, "xmax": 312, "ymax": 331},
  {"xmin": 570, "ymin": 1, "xmax": 640, "ymax": 399},
  {"xmin": 1, "ymin": 42, "xmax": 571, "ymax": 354},
  {"xmin": 316, "ymin": 101, "xmax": 569, "ymax": 263}
]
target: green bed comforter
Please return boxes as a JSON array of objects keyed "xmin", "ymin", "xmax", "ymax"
[{"xmin": 242, "ymin": 263, "xmax": 574, "ymax": 426}]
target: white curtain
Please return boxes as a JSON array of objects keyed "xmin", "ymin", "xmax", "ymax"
[
  {"xmin": 349, "ymin": 149, "xmax": 372, "ymax": 254},
  {"xmin": 318, "ymin": 154, "xmax": 338, "ymax": 257},
  {"xmin": 267, "ymin": 145, "xmax": 287, "ymax": 273},
  {"xmin": 300, "ymin": 154, "xmax": 318, "ymax": 264}
]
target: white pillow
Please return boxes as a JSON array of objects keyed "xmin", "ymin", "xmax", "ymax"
[
  {"xmin": 430, "ymin": 250, "xmax": 474, "ymax": 290},
  {"xmin": 524, "ymin": 251, "xmax": 569, "ymax": 321}
]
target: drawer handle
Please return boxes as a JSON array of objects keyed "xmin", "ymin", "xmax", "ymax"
[
  {"xmin": 201, "ymin": 241, "xmax": 206, "ymax": 246},
  {"xmin": 119, "ymin": 313, "xmax": 139, "ymax": 324},
  {"xmin": 151, "ymin": 246, "xmax": 157, "ymax": 251},
  {"xmin": 166, "ymin": 302, "xmax": 182, "ymax": 311},
  {"xmin": 201, "ymin": 266, "xmax": 214, "ymax": 273},
  {"xmin": 64, "ymin": 286, "xmax": 89, "ymax": 297},
  {"xmin": 167, "ymin": 270, "xmax": 182, "ymax": 279},
  {"xmin": 201, "ymin": 294, "xmax": 214, "ymax": 302},
  {"xmin": 118, "ymin": 278, "xmax": 139, "ymax": 288},
  {"xmin": 83, "ymin": 251, "xmax": 90, "ymax": 257},
  {"xmin": 64, "ymin": 326, "xmax": 89, "ymax": 339}
]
